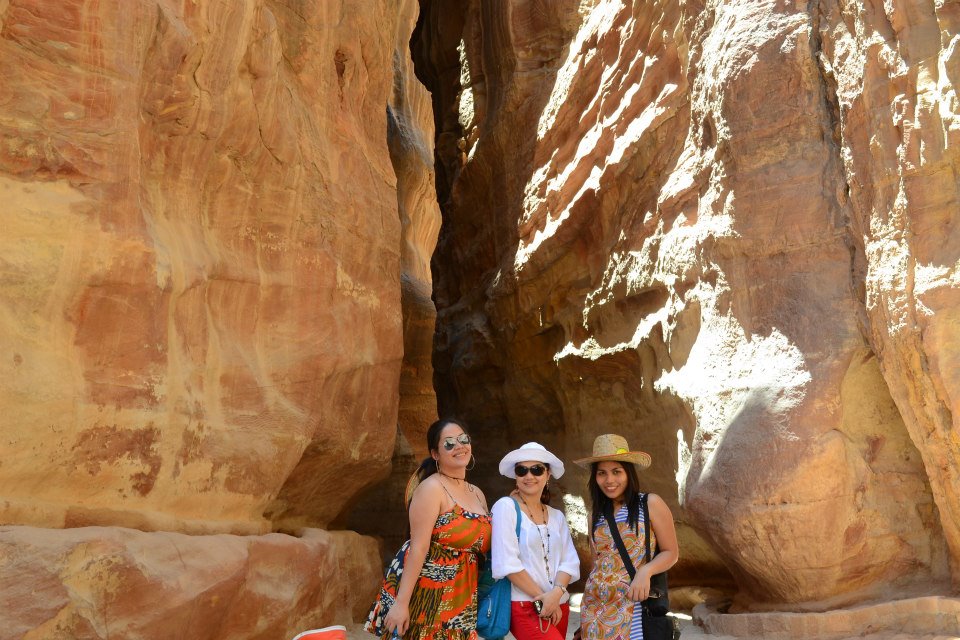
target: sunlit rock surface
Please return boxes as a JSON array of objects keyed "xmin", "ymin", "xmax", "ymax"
[
  {"xmin": 339, "ymin": 0, "xmax": 439, "ymax": 558},
  {"xmin": 415, "ymin": 0, "xmax": 959, "ymax": 614},
  {"xmin": 0, "ymin": 0, "xmax": 411, "ymax": 635},
  {"xmin": 0, "ymin": 525, "xmax": 380, "ymax": 640},
  {"xmin": 0, "ymin": 0, "xmax": 401, "ymax": 533}
]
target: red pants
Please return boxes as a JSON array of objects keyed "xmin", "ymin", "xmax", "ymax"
[{"xmin": 510, "ymin": 601, "xmax": 570, "ymax": 640}]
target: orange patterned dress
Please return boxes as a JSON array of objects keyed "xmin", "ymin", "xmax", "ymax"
[
  {"xmin": 581, "ymin": 502, "xmax": 655, "ymax": 640},
  {"xmin": 366, "ymin": 505, "xmax": 493, "ymax": 640}
]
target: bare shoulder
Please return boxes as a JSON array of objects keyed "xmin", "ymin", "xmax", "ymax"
[
  {"xmin": 646, "ymin": 492, "xmax": 665, "ymax": 506},
  {"xmin": 412, "ymin": 475, "xmax": 445, "ymax": 502},
  {"xmin": 646, "ymin": 493, "xmax": 674, "ymax": 516}
]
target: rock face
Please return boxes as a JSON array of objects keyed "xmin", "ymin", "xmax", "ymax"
[
  {"xmin": 0, "ymin": 525, "xmax": 381, "ymax": 640},
  {"xmin": 339, "ymin": 0, "xmax": 440, "ymax": 557},
  {"xmin": 414, "ymin": 0, "xmax": 959, "ymax": 613},
  {"xmin": 696, "ymin": 595, "xmax": 960, "ymax": 639},
  {"xmin": 391, "ymin": 0, "xmax": 442, "ymax": 467},
  {"xmin": 4, "ymin": 0, "xmax": 960, "ymax": 635},
  {"xmin": 0, "ymin": 0, "xmax": 426, "ymax": 635},
  {"xmin": 0, "ymin": 0, "xmax": 403, "ymax": 534}
]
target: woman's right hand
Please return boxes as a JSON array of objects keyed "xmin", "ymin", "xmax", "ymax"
[
  {"xmin": 383, "ymin": 602, "xmax": 410, "ymax": 636},
  {"xmin": 625, "ymin": 566, "xmax": 652, "ymax": 602}
]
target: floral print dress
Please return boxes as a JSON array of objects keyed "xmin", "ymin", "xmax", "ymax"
[
  {"xmin": 581, "ymin": 501, "xmax": 655, "ymax": 640},
  {"xmin": 366, "ymin": 504, "xmax": 493, "ymax": 640}
]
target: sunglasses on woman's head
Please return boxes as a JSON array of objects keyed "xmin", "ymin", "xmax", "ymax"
[
  {"xmin": 514, "ymin": 464, "xmax": 547, "ymax": 477},
  {"xmin": 442, "ymin": 433, "xmax": 472, "ymax": 450}
]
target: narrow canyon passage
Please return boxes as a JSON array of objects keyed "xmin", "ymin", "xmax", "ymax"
[
  {"xmin": 0, "ymin": 1, "xmax": 958, "ymax": 639},
  {"xmin": 350, "ymin": 0, "xmax": 960, "ymax": 617}
]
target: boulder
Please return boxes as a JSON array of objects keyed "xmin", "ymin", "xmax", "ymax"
[{"xmin": 0, "ymin": 525, "xmax": 381, "ymax": 640}]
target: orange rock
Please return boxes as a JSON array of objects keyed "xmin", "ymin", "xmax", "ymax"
[
  {"xmin": 418, "ymin": 0, "xmax": 959, "ymax": 614},
  {"xmin": 0, "ymin": 0, "xmax": 405, "ymax": 534},
  {"xmin": 0, "ymin": 524, "xmax": 381, "ymax": 640}
]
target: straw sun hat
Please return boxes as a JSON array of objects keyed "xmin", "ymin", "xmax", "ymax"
[{"xmin": 573, "ymin": 434, "xmax": 651, "ymax": 470}]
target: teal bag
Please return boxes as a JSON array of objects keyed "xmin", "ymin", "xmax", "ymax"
[{"xmin": 476, "ymin": 499, "xmax": 522, "ymax": 640}]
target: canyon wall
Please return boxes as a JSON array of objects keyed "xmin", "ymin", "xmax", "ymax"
[
  {"xmin": 0, "ymin": 0, "xmax": 401, "ymax": 536},
  {"xmin": 416, "ymin": 0, "xmax": 959, "ymax": 612},
  {"xmin": 342, "ymin": 0, "xmax": 442, "ymax": 550},
  {"xmin": 0, "ymin": 525, "xmax": 381, "ymax": 640},
  {"xmin": 0, "ymin": 0, "xmax": 436, "ymax": 636},
  {"xmin": 3, "ymin": 0, "xmax": 960, "ymax": 635}
]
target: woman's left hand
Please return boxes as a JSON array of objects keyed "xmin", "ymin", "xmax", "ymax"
[
  {"xmin": 536, "ymin": 586, "xmax": 563, "ymax": 618},
  {"xmin": 549, "ymin": 607, "xmax": 562, "ymax": 626},
  {"xmin": 626, "ymin": 568, "xmax": 651, "ymax": 602}
]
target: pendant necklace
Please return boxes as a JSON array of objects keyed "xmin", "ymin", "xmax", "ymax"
[
  {"xmin": 521, "ymin": 496, "xmax": 551, "ymax": 577},
  {"xmin": 439, "ymin": 469, "xmax": 476, "ymax": 495}
]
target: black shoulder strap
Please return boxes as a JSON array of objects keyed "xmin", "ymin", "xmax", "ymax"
[
  {"xmin": 640, "ymin": 493, "xmax": 671, "ymax": 608},
  {"xmin": 641, "ymin": 492, "xmax": 652, "ymax": 563},
  {"xmin": 603, "ymin": 500, "xmax": 636, "ymax": 580}
]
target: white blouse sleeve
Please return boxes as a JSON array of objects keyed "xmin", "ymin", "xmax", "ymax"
[
  {"xmin": 490, "ymin": 497, "xmax": 524, "ymax": 580},
  {"xmin": 555, "ymin": 508, "xmax": 581, "ymax": 583}
]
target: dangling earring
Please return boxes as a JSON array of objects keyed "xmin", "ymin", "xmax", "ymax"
[{"xmin": 466, "ymin": 454, "xmax": 476, "ymax": 471}]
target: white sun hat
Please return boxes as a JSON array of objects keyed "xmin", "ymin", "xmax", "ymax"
[{"xmin": 498, "ymin": 442, "xmax": 566, "ymax": 479}]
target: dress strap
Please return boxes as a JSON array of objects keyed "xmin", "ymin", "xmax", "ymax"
[
  {"xmin": 437, "ymin": 478, "xmax": 457, "ymax": 503},
  {"xmin": 438, "ymin": 476, "xmax": 489, "ymax": 515},
  {"xmin": 437, "ymin": 477, "xmax": 469, "ymax": 514}
]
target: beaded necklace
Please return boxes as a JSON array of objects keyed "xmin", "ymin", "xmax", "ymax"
[{"xmin": 520, "ymin": 495, "xmax": 551, "ymax": 577}]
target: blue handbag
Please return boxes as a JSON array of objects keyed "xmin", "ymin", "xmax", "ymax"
[{"xmin": 476, "ymin": 499, "xmax": 522, "ymax": 640}]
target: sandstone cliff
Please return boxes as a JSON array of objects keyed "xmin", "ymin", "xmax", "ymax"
[
  {"xmin": 3, "ymin": 0, "xmax": 960, "ymax": 637},
  {"xmin": 416, "ymin": 0, "xmax": 959, "ymax": 612},
  {"xmin": 0, "ymin": 0, "xmax": 432, "ymax": 636}
]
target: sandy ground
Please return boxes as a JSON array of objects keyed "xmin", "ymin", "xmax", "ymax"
[
  {"xmin": 341, "ymin": 595, "xmax": 704, "ymax": 640},
  {"xmin": 335, "ymin": 593, "xmax": 960, "ymax": 640}
]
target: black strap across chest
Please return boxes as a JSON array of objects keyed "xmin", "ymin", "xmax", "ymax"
[
  {"xmin": 603, "ymin": 494, "xmax": 670, "ymax": 613},
  {"xmin": 603, "ymin": 493, "xmax": 654, "ymax": 580}
]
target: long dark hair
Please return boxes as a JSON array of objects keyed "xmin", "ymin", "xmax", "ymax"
[
  {"xmin": 588, "ymin": 461, "xmax": 641, "ymax": 539},
  {"xmin": 540, "ymin": 464, "xmax": 553, "ymax": 505},
  {"xmin": 415, "ymin": 417, "xmax": 468, "ymax": 482}
]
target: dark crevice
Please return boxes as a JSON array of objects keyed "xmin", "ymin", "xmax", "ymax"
[
  {"xmin": 808, "ymin": 0, "xmax": 869, "ymax": 344},
  {"xmin": 410, "ymin": 0, "xmax": 468, "ymax": 217}
]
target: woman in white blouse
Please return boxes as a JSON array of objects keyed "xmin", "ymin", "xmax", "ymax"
[{"xmin": 491, "ymin": 443, "xmax": 580, "ymax": 640}]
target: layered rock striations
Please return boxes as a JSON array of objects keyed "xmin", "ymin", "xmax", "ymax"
[
  {"xmin": 0, "ymin": 525, "xmax": 381, "ymax": 640},
  {"xmin": 342, "ymin": 0, "xmax": 441, "ymax": 554},
  {"xmin": 1, "ymin": 0, "xmax": 402, "ymax": 536},
  {"xmin": 0, "ymin": 0, "xmax": 426, "ymax": 635},
  {"xmin": 3, "ymin": 0, "xmax": 959, "ymax": 635},
  {"xmin": 416, "ymin": 0, "xmax": 959, "ymax": 612}
]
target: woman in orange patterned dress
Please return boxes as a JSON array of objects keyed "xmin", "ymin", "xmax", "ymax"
[
  {"xmin": 366, "ymin": 419, "xmax": 491, "ymax": 640},
  {"xmin": 575, "ymin": 435, "xmax": 679, "ymax": 640}
]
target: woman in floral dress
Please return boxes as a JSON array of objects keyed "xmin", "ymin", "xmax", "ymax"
[
  {"xmin": 366, "ymin": 419, "xmax": 491, "ymax": 640},
  {"xmin": 575, "ymin": 434, "xmax": 679, "ymax": 640}
]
